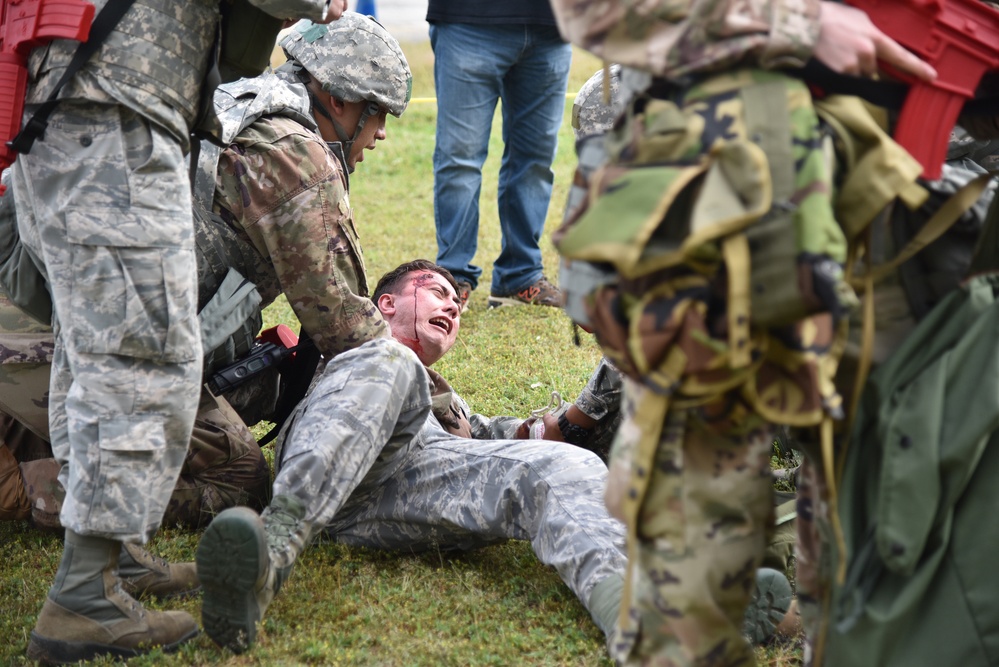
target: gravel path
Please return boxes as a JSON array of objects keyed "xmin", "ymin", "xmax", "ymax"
[{"xmin": 355, "ymin": 0, "xmax": 430, "ymax": 43}]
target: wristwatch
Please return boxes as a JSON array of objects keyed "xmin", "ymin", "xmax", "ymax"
[{"xmin": 557, "ymin": 412, "xmax": 593, "ymax": 446}]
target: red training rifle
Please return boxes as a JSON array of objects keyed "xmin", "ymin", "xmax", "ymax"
[{"xmin": 0, "ymin": 0, "xmax": 94, "ymax": 195}]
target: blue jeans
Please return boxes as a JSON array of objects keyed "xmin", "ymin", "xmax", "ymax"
[{"xmin": 430, "ymin": 22, "xmax": 572, "ymax": 295}]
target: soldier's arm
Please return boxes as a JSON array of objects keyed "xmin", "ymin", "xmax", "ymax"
[
  {"xmin": 813, "ymin": 2, "xmax": 934, "ymax": 80},
  {"xmin": 549, "ymin": 0, "xmax": 821, "ymax": 77},
  {"xmin": 248, "ymin": 0, "xmax": 343, "ymax": 22},
  {"xmin": 550, "ymin": 0, "xmax": 933, "ymax": 82},
  {"xmin": 215, "ymin": 118, "xmax": 388, "ymax": 357},
  {"xmin": 468, "ymin": 413, "xmax": 525, "ymax": 441}
]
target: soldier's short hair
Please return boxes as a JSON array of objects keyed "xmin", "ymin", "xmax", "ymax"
[{"xmin": 373, "ymin": 260, "xmax": 460, "ymax": 303}]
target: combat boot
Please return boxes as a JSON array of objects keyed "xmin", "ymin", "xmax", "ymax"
[
  {"xmin": 742, "ymin": 567, "xmax": 795, "ymax": 645},
  {"xmin": 18, "ymin": 457, "xmax": 64, "ymax": 533},
  {"xmin": 197, "ymin": 493, "xmax": 310, "ymax": 653},
  {"xmin": 26, "ymin": 530, "xmax": 199, "ymax": 665},
  {"xmin": 119, "ymin": 543, "xmax": 200, "ymax": 599}
]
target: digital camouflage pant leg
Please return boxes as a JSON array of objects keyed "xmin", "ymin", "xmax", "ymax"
[
  {"xmin": 12, "ymin": 102, "xmax": 202, "ymax": 542},
  {"xmin": 608, "ymin": 380, "xmax": 775, "ymax": 667},
  {"xmin": 326, "ymin": 430, "xmax": 627, "ymax": 616},
  {"xmin": 273, "ymin": 336, "xmax": 432, "ymax": 530}
]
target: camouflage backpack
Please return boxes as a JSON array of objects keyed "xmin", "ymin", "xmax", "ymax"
[{"xmin": 555, "ymin": 68, "xmax": 929, "ymax": 429}]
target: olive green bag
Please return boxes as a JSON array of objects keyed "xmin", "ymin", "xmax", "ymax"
[{"xmin": 822, "ymin": 269, "xmax": 999, "ymax": 667}]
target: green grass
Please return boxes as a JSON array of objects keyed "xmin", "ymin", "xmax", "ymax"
[{"xmin": 0, "ymin": 41, "xmax": 802, "ymax": 666}]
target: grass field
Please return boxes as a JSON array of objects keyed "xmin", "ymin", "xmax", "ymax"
[{"xmin": 0, "ymin": 40, "xmax": 802, "ymax": 666}]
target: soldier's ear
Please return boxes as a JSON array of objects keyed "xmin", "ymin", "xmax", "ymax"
[
  {"xmin": 377, "ymin": 292, "xmax": 396, "ymax": 318},
  {"xmin": 328, "ymin": 94, "xmax": 348, "ymax": 118}
]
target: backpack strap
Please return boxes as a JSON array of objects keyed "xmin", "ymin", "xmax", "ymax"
[
  {"xmin": 9, "ymin": 0, "xmax": 138, "ymax": 155},
  {"xmin": 859, "ymin": 173, "xmax": 995, "ymax": 285}
]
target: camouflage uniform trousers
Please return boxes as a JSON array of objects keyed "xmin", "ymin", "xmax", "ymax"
[
  {"xmin": 608, "ymin": 378, "xmax": 775, "ymax": 667},
  {"xmin": 274, "ymin": 336, "xmax": 628, "ymax": 618},
  {"xmin": 0, "ymin": 284, "xmax": 270, "ymax": 529},
  {"xmin": 11, "ymin": 101, "xmax": 202, "ymax": 541}
]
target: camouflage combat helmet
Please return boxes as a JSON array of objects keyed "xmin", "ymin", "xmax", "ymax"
[
  {"xmin": 571, "ymin": 65, "xmax": 622, "ymax": 139},
  {"xmin": 280, "ymin": 13, "xmax": 412, "ymax": 118}
]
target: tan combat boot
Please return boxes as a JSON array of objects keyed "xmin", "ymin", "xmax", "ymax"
[
  {"xmin": 197, "ymin": 493, "xmax": 310, "ymax": 653},
  {"xmin": 18, "ymin": 457, "xmax": 64, "ymax": 532},
  {"xmin": 119, "ymin": 543, "xmax": 200, "ymax": 599},
  {"xmin": 26, "ymin": 530, "xmax": 199, "ymax": 665}
]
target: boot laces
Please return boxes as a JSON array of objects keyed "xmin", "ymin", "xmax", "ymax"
[
  {"xmin": 141, "ymin": 549, "xmax": 169, "ymax": 570},
  {"xmin": 111, "ymin": 578, "xmax": 144, "ymax": 617},
  {"xmin": 122, "ymin": 544, "xmax": 169, "ymax": 576}
]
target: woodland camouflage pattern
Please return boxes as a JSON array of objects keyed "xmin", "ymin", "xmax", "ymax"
[{"xmin": 273, "ymin": 337, "xmax": 628, "ymax": 620}]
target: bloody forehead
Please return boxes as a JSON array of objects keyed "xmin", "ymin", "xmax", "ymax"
[
  {"xmin": 409, "ymin": 272, "xmax": 460, "ymax": 307},
  {"xmin": 410, "ymin": 273, "xmax": 440, "ymax": 288}
]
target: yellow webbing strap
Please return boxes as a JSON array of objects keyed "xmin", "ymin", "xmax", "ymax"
[
  {"xmin": 822, "ymin": 415, "xmax": 849, "ymax": 586},
  {"xmin": 742, "ymin": 80, "xmax": 795, "ymax": 202},
  {"xmin": 855, "ymin": 173, "xmax": 994, "ymax": 287},
  {"xmin": 723, "ymin": 235, "xmax": 753, "ymax": 369},
  {"xmin": 617, "ymin": 389, "xmax": 671, "ymax": 631},
  {"xmin": 846, "ymin": 266, "xmax": 876, "ymax": 435}
]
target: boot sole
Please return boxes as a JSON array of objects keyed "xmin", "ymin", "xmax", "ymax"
[
  {"xmin": 743, "ymin": 568, "xmax": 793, "ymax": 645},
  {"xmin": 197, "ymin": 507, "xmax": 268, "ymax": 654},
  {"xmin": 26, "ymin": 626, "xmax": 199, "ymax": 665}
]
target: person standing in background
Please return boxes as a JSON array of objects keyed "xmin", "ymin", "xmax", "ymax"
[{"xmin": 426, "ymin": 0, "xmax": 571, "ymax": 312}]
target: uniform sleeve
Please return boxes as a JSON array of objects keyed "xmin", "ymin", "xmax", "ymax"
[
  {"xmin": 575, "ymin": 357, "xmax": 624, "ymax": 422},
  {"xmin": 468, "ymin": 413, "xmax": 524, "ymax": 440},
  {"xmin": 445, "ymin": 390, "xmax": 519, "ymax": 440},
  {"xmin": 248, "ymin": 0, "xmax": 329, "ymax": 21},
  {"xmin": 549, "ymin": 0, "xmax": 821, "ymax": 78},
  {"xmin": 215, "ymin": 119, "xmax": 389, "ymax": 357}
]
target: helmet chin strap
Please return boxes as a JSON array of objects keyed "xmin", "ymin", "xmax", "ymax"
[{"xmin": 307, "ymin": 88, "xmax": 379, "ymax": 175}]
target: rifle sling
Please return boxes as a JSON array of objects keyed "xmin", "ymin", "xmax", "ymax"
[
  {"xmin": 258, "ymin": 331, "xmax": 322, "ymax": 446},
  {"xmin": 8, "ymin": 0, "xmax": 138, "ymax": 155},
  {"xmin": 796, "ymin": 59, "xmax": 999, "ymax": 117}
]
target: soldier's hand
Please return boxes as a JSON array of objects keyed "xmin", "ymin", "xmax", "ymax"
[
  {"xmin": 318, "ymin": 0, "xmax": 348, "ymax": 23},
  {"xmin": 541, "ymin": 413, "xmax": 564, "ymax": 442},
  {"xmin": 814, "ymin": 2, "xmax": 936, "ymax": 81}
]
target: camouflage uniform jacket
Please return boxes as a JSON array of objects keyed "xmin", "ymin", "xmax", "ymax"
[
  {"xmin": 550, "ymin": 0, "xmax": 820, "ymax": 79},
  {"xmin": 205, "ymin": 70, "xmax": 388, "ymax": 357}
]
